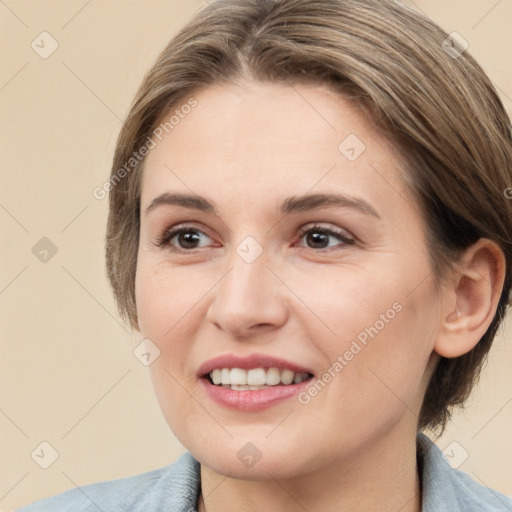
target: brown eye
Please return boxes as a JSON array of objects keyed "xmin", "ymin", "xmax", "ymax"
[
  {"xmin": 297, "ymin": 225, "xmax": 355, "ymax": 250},
  {"xmin": 157, "ymin": 226, "xmax": 213, "ymax": 251}
]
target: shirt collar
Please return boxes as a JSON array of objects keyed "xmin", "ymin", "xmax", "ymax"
[{"xmin": 418, "ymin": 432, "xmax": 512, "ymax": 511}]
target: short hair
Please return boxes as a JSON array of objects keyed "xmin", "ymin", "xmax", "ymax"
[{"xmin": 105, "ymin": 0, "xmax": 512, "ymax": 433}]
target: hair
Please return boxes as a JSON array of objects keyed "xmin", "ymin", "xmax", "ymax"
[{"xmin": 105, "ymin": 0, "xmax": 512, "ymax": 433}]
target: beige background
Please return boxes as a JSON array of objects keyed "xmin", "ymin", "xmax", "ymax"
[{"xmin": 1, "ymin": 0, "xmax": 511, "ymax": 510}]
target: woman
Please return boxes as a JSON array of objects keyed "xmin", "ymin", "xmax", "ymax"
[{"xmin": 18, "ymin": 0, "xmax": 512, "ymax": 510}]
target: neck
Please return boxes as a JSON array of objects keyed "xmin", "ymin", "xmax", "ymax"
[{"xmin": 198, "ymin": 425, "xmax": 422, "ymax": 512}]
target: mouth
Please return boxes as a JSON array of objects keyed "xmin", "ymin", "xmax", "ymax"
[
  {"xmin": 204, "ymin": 367, "xmax": 313, "ymax": 390},
  {"xmin": 197, "ymin": 354, "xmax": 315, "ymax": 411}
]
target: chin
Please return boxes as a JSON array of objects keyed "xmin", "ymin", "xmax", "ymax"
[
  {"xmin": 183, "ymin": 430, "xmax": 325, "ymax": 481},
  {"xmin": 197, "ymin": 448, "xmax": 308, "ymax": 481}
]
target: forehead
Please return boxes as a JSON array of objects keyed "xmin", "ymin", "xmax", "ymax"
[{"xmin": 140, "ymin": 80, "xmax": 412, "ymax": 219}]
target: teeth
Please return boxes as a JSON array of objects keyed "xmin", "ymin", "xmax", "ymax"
[
  {"xmin": 211, "ymin": 369, "xmax": 221, "ymax": 385},
  {"xmin": 247, "ymin": 368, "xmax": 266, "ymax": 386},
  {"xmin": 294, "ymin": 372, "xmax": 308, "ymax": 384},
  {"xmin": 208, "ymin": 367, "xmax": 311, "ymax": 388},
  {"xmin": 230, "ymin": 368, "xmax": 246, "ymax": 385},
  {"xmin": 280, "ymin": 369, "xmax": 294, "ymax": 385},
  {"xmin": 221, "ymin": 368, "xmax": 230, "ymax": 384},
  {"xmin": 266, "ymin": 367, "xmax": 281, "ymax": 386}
]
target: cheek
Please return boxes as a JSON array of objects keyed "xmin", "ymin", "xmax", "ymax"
[
  {"xmin": 147, "ymin": 360, "xmax": 195, "ymax": 439},
  {"xmin": 135, "ymin": 255, "xmax": 212, "ymax": 338},
  {"xmin": 334, "ymin": 288, "xmax": 436, "ymax": 429},
  {"xmin": 291, "ymin": 259, "xmax": 438, "ymax": 427},
  {"xmin": 135, "ymin": 257, "xmax": 214, "ymax": 428}
]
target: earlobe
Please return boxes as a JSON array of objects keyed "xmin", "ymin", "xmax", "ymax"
[{"xmin": 434, "ymin": 239, "xmax": 506, "ymax": 359}]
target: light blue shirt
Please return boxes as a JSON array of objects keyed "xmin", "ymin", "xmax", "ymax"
[{"xmin": 16, "ymin": 433, "xmax": 512, "ymax": 511}]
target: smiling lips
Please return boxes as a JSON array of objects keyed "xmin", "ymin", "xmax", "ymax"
[{"xmin": 198, "ymin": 353, "xmax": 314, "ymax": 411}]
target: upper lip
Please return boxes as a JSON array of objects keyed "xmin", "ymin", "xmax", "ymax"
[{"xmin": 197, "ymin": 353, "xmax": 314, "ymax": 377}]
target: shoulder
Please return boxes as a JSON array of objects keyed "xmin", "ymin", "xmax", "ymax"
[
  {"xmin": 418, "ymin": 433, "xmax": 512, "ymax": 512},
  {"xmin": 15, "ymin": 452, "xmax": 200, "ymax": 512}
]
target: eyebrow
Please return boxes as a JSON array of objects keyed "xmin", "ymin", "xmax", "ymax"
[{"xmin": 144, "ymin": 192, "xmax": 381, "ymax": 219}]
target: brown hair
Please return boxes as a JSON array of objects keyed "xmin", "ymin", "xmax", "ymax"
[{"xmin": 105, "ymin": 0, "xmax": 512, "ymax": 433}]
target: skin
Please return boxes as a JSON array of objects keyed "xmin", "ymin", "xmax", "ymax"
[{"xmin": 134, "ymin": 80, "xmax": 505, "ymax": 512}]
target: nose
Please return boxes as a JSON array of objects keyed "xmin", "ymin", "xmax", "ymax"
[{"xmin": 205, "ymin": 248, "xmax": 289, "ymax": 339}]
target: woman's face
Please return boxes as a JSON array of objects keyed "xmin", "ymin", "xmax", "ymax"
[{"xmin": 135, "ymin": 80, "xmax": 443, "ymax": 479}]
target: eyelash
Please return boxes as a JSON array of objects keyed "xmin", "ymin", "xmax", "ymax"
[{"xmin": 155, "ymin": 223, "xmax": 355, "ymax": 253}]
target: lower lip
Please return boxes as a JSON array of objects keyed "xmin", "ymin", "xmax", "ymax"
[{"xmin": 200, "ymin": 377, "xmax": 313, "ymax": 411}]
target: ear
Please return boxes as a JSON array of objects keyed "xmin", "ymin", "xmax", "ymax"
[{"xmin": 435, "ymin": 238, "xmax": 506, "ymax": 358}]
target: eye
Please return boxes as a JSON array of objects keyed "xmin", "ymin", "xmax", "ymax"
[
  {"xmin": 156, "ymin": 225, "xmax": 214, "ymax": 251},
  {"xmin": 295, "ymin": 224, "xmax": 355, "ymax": 250}
]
